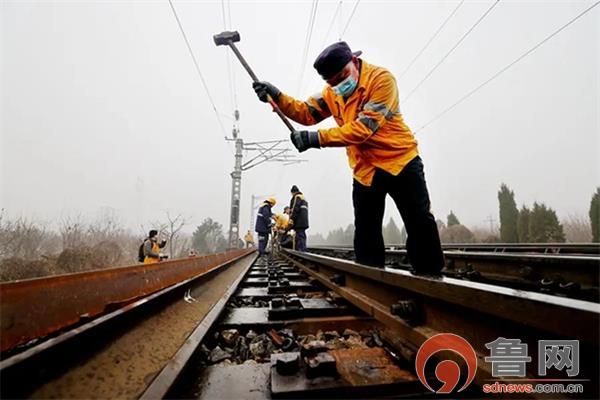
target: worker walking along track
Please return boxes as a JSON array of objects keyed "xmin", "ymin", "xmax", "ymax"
[{"xmin": 1, "ymin": 245, "xmax": 598, "ymax": 398}]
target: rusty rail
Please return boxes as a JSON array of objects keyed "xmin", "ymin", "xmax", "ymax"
[
  {"xmin": 282, "ymin": 249, "xmax": 600, "ymax": 392},
  {"xmin": 308, "ymin": 246, "xmax": 600, "ymax": 301},
  {"xmin": 309, "ymin": 243, "xmax": 600, "ymax": 255},
  {"xmin": 0, "ymin": 248, "xmax": 254, "ymax": 353}
]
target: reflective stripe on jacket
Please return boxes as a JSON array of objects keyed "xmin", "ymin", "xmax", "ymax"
[
  {"xmin": 255, "ymin": 202, "xmax": 273, "ymax": 234},
  {"xmin": 277, "ymin": 60, "xmax": 418, "ymax": 186}
]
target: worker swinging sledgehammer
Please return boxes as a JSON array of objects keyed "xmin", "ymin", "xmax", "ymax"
[{"xmin": 252, "ymin": 42, "xmax": 445, "ymax": 275}]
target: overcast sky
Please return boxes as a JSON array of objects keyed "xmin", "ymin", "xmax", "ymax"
[{"xmin": 1, "ymin": 0, "xmax": 598, "ymax": 237}]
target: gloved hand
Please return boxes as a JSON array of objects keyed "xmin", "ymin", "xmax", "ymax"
[
  {"xmin": 252, "ymin": 81, "xmax": 281, "ymax": 103},
  {"xmin": 290, "ymin": 130, "xmax": 320, "ymax": 152}
]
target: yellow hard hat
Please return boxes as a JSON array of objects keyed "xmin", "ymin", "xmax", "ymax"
[{"xmin": 266, "ymin": 197, "xmax": 277, "ymax": 206}]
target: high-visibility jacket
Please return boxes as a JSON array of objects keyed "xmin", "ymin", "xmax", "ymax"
[
  {"xmin": 289, "ymin": 193, "xmax": 309, "ymax": 229},
  {"xmin": 143, "ymin": 240, "xmax": 160, "ymax": 264},
  {"xmin": 255, "ymin": 202, "xmax": 273, "ymax": 234},
  {"xmin": 244, "ymin": 232, "xmax": 254, "ymax": 244},
  {"xmin": 277, "ymin": 60, "xmax": 418, "ymax": 186},
  {"xmin": 274, "ymin": 213, "xmax": 290, "ymax": 230}
]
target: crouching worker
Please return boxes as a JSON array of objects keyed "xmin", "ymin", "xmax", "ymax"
[{"xmin": 255, "ymin": 197, "xmax": 276, "ymax": 256}]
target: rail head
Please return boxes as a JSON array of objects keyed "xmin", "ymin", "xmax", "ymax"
[
  {"xmin": 0, "ymin": 248, "xmax": 255, "ymax": 355},
  {"xmin": 284, "ymin": 249, "xmax": 600, "ymax": 343}
]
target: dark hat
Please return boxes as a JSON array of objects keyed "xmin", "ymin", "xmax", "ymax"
[
  {"xmin": 149, "ymin": 229, "xmax": 158, "ymax": 238},
  {"xmin": 291, "ymin": 185, "xmax": 299, "ymax": 193},
  {"xmin": 313, "ymin": 42, "xmax": 362, "ymax": 79}
]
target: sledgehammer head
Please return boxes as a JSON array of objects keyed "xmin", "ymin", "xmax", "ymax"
[{"xmin": 213, "ymin": 31, "xmax": 240, "ymax": 46}]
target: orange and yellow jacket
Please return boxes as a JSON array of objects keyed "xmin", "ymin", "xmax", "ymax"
[
  {"xmin": 143, "ymin": 239, "xmax": 160, "ymax": 264},
  {"xmin": 277, "ymin": 60, "xmax": 418, "ymax": 186},
  {"xmin": 273, "ymin": 213, "xmax": 290, "ymax": 230}
]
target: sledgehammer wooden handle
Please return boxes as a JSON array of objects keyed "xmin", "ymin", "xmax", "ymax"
[{"xmin": 214, "ymin": 30, "xmax": 295, "ymax": 134}]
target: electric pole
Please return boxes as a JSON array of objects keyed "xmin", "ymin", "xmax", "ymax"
[
  {"xmin": 486, "ymin": 215, "xmax": 497, "ymax": 233},
  {"xmin": 225, "ymin": 110, "xmax": 304, "ymax": 249}
]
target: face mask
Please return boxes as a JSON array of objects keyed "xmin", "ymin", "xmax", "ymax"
[{"xmin": 333, "ymin": 74, "xmax": 358, "ymax": 97}]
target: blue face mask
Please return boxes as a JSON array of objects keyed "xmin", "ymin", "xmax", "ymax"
[{"xmin": 333, "ymin": 74, "xmax": 358, "ymax": 97}]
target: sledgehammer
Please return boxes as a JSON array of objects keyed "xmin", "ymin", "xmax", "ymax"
[{"xmin": 213, "ymin": 31, "xmax": 295, "ymax": 133}]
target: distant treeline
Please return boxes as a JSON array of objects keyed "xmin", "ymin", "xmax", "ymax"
[{"xmin": 310, "ymin": 185, "xmax": 599, "ymax": 246}]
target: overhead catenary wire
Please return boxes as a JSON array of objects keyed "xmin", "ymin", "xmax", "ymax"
[
  {"xmin": 415, "ymin": 0, "xmax": 600, "ymax": 134},
  {"xmin": 167, "ymin": 0, "xmax": 228, "ymax": 138},
  {"xmin": 403, "ymin": 0, "xmax": 501, "ymax": 103},
  {"xmin": 339, "ymin": 0, "xmax": 360, "ymax": 40},
  {"xmin": 221, "ymin": 0, "xmax": 238, "ymax": 115},
  {"xmin": 398, "ymin": 0, "xmax": 465, "ymax": 80},
  {"xmin": 297, "ymin": 0, "xmax": 320, "ymax": 95},
  {"xmin": 321, "ymin": 1, "xmax": 342, "ymax": 48},
  {"xmin": 299, "ymin": 1, "xmax": 343, "ymax": 95}
]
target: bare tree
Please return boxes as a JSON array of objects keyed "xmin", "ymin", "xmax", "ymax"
[
  {"xmin": 59, "ymin": 214, "xmax": 87, "ymax": 249},
  {"xmin": 88, "ymin": 207, "xmax": 124, "ymax": 242},
  {"xmin": 563, "ymin": 214, "xmax": 592, "ymax": 242},
  {"xmin": 165, "ymin": 212, "xmax": 188, "ymax": 258},
  {"xmin": 0, "ymin": 213, "xmax": 47, "ymax": 260}
]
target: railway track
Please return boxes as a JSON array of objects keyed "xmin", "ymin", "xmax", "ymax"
[
  {"xmin": 1, "ymin": 246, "xmax": 598, "ymax": 398},
  {"xmin": 311, "ymin": 243, "xmax": 600, "ymax": 255},
  {"xmin": 308, "ymin": 245, "xmax": 600, "ymax": 302}
]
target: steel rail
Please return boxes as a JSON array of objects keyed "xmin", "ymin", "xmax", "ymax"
[
  {"xmin": 309, "ymin": 243, "xmax": 600, "ymax": 255},
  {"xmin": 1, "ymin": 250, "xmax": 257, "ymax": 399},
  {"xmin": 308, "ymin": 246, "xmax": 600, "ymax": 301},
  {"xmin": 0, "ymin": 248, "xmax": 253, "ymax": 353},
  {"xmin": 281, "ymin": 249, "xmax": 600, "ymax": 389},
  {"xmin": 140, "ymin": 254, "xmax": 256, "ymax": 399}
]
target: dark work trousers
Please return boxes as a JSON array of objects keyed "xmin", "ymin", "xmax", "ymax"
[
  {"xmin": 295, "ymin": 229, "xmax": 307, "ymax": 251},
  {"xmin": 258, "ymin": 233, "xmax": 269, "ymax": 255},
  {"xmin": 353, "ymin": 156, "xmax": 444, "ymax": 272}
]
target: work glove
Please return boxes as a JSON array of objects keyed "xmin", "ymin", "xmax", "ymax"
[
  {"xmin": 252, "ymin": 81, "xmax": 281, "ymax": 103},
  {"xmin": 290, "ymin": 130, "xmax": 320, "ymax": 153}
]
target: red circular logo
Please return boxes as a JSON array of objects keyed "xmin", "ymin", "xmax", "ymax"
[{"xmin": 415, "ymin": 333, "xmax": 478, "ymax": 393}]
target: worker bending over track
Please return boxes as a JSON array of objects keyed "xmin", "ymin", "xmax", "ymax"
[{"xmin": 253, "ymin": 42, "xmax": 444, "ymax": 274}]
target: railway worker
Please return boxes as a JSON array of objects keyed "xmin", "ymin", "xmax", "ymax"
[
  {"xmin": 289, "ymin": 185, "xmax": 309, "ymax": 251},
  {"xmin": 255, "ymin": 197, "xmax": 276, "ymax": 256},
  {"xmin": 253, "ymin": 42, "xmax": 444, "ymax": 274},
  {"xmin": 274, "ymin": 206, "xmax": 291, "ymax": 232},
  {"xmin": 143, "ymin": 230, "xmax": 167, "ymax": 264},
  {"xmin": 244, "ymin": 230, "xmax": 255, "ymax": 248},
  {"xmin": 273, "ymin": 206, "xmax": 292, "ymax": 249}
]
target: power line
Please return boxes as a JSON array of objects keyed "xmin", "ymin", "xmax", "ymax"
[
  {"xmin": 398, "ymin": 0, "xmax": 465, "ymax": 80},
  {"xmin": 340, "ymin": 0, "xmax": 360, "ymax": 39},
  {"xmin": 321, "ymin": 1, "xmax": 342, "ymax": 48},
  {"xmin": 403, "ymin": 0, "xmax": 501, "ymax": 103},
  {"xmin": 415, "ymin": 0, "xmax": 600, "ymax": 134},
  {"xmin": 221, "ymin": 0, "xmax": 238, "ymax": 114},
  {"xmin": 297, "ymin": 0, "xmax": 320, "ymax": 94},
  {"xmin": 227, "ymin": 0, "xmax": 238, "ymax": 112},
  {"xmin": 167, "ymin": 0, "xmax": 228, "ymax": 138},
  {"xmin": 299, "ymin": 1, "xmax": 342, "ymax": 95}
]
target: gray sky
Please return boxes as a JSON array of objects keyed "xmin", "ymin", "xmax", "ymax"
[{"xmin": 1, "ymin": 0, "xmax": 599, "ymax": 236}]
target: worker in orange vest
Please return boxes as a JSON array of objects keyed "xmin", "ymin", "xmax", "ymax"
[
  {"xmin": 253, "ymin": 42, "xmax": 444, "ymax": 274},
  {"xmin": 142, "ymin": 230, "xmax": 167, "ymax": 264}
]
